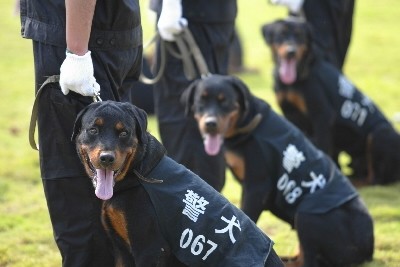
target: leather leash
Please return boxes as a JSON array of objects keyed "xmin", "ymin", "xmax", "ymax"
[
  {"xmin": 29, "ymin": 75, "xmax": 60, "ymax": 150},
  {"xmin": 139, "ymin": 26, "xmax": 211, "ymax": 84},
  {"xmin": 29, "ymin": 75, "xmax": 102, "ymax": 150}
]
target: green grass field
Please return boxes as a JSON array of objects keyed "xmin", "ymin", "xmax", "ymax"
[{"xmin": 0, "ymin": 0, "xmax": 399, "ymax": 266}]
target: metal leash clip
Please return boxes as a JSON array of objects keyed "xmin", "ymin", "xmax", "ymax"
[{"xmin": 93, "ymin": 91, "xmax": 102, "ymax": 102}]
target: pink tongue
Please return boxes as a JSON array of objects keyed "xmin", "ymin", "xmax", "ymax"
[
  {"xmin": 204, "ymin": 134, "xmax": 222, "ymax": 156},
  {"xmin": 95, "ymin": 169, "xmax": 114, "ymax": 200},
  {"xmin": 279, "ymin": 58, "xmax": 297, "ymax": 85}
]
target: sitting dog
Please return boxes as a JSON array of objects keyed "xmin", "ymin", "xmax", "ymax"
[
  {"xmin": 72, "ymin": 100, "xmax": 283, "ymax": 267},
  {"xmin": 261, "ymin": 18, "xmax": 400, "ymax": 185},
  {"xmin": 181, "ymin": 74, "xmax": 374, "ymax": 267}
]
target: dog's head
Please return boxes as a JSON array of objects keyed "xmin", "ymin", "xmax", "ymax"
[
  {"xmin": 262, "ymin": 18, "xmax": 313, "ymax": 85},
  {"xmin": 72, "ymin": 101, "xmax": 148, "ymax": 200},
  {"xmin": 181, "ymin": 74, "xmax": 251, "ymax": 156}
]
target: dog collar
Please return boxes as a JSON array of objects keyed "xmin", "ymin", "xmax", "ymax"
[{"xmin": 231, "ymin": 113, "xmax": 263, "ymax": 137}]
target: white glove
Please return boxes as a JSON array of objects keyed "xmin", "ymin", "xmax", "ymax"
[
  {"xmin": 270, "ymin": 0, "xmax": 304, "ymax": 14},
  {"xmin": 157, "ymin": 0, "xmax": 187, "ymax": 41},
  {"xmin": 60, "ymin": 50, "xmax": 100, "ymax": 96}
]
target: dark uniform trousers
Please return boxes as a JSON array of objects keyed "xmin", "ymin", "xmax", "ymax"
[
  {"xmin": 303, "ymin": 0, "xmax": 355, "ymax": 69},
  {"xmin": 153, "ymin": 21, "xmax": 235, "ymax": 192},
  {"xmin": 21, "ymin": 0, "xmax": 142, "ymax": 263},
  {"xmin": 33, "ymin": 41, "xmax": 142, "ymax": 266}
]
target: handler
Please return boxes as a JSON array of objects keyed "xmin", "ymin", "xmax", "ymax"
[{"xmin": 20, "ymin": 0, "xmax": 143, "ymax": 265}]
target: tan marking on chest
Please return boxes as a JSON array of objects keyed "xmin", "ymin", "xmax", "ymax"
[
  {"xmin": 224, "ymin": 150, "xmax": 245, "ymax": 181},
  {"xmin": 105, "ymin": 205, "xmax": 130, "ymax": 247},
  {"xmin": 276, "ymin": 90, "xmax": 307, "ymax": 114}
]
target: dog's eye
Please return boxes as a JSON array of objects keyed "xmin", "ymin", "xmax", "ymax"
[
  {"xmin": 88, "ymin": 128, "xmax": 98, "ymax": 135},
  {"xmin": 274, "ymin": 33, "xmax": 285, "ymax": 43},
  {"xmin": 119, "ymin": 131, "xmax": 128, "ymax": 138},
  {"xmin": 195, "ymin": 103, "xmax": 205, "ymax": 113},
  {"xmin": 294, "ymin": 32, "xmax": 306, "ymax": 43}
]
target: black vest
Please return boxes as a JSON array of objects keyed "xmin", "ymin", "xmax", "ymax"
[
  {"xmin": 140, "ymin": 156, "xmax": 273, "ymax": 266},
  {"xmin": 225, "ymin": 99, "xmax": 358, "ymax": 226},
  {"xmin": 20, "ymin": 0, "xmax": 142, "ymax": 50}
]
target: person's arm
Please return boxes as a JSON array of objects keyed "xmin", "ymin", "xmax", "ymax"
[
  {"xmin": 65, "ymin": 0, "xmax": 96, "ymax": 55},
  {"xmin": 59, "ymin": 0, "xmax": 100, "ymax": 96}
]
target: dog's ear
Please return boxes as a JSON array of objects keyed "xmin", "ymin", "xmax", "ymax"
[
  {"xmin": 261, "ymin": 22, "xmax": 275, "ymax": 45},
  {"xmin": 121, "ymin": 102, "xmax": 148, "ymax": 143},
  {"xmin": 227, "ymin": 76, "xmax": 251, "ymax": 117},
  {"xmin": 181, "ymin": 79, "xmax": 200, "ymax": 116},
  {"xmin": 71, "ymin": 102, "xmax": 101, "ymax": 142},
  {"xmin": 305, "ymin": 22, "xmax": 315, "ymax": 44}
]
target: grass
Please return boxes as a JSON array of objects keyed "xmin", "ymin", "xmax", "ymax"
[{"xmin": 0, "ymin": 0, "xmax": 399, "ymax": 266}]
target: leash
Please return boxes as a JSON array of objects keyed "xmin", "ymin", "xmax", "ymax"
[
  {"xmin": 29, "ymin": 75, "xmax": 102, "ymax": 150},
  {"xmin": 178, "ymin": 26, "xmax": 211, "ymax": 78},
  {"xmin": 139, "ymin": 33, "xmax": 167, "ymax": 85},
  {"xmin": 139, "ymin": 26, "xmax": 211, "ymax": 84},
  {"xmin": 29, "ymin": 75, "xmax": 60, "ymax": 150}
]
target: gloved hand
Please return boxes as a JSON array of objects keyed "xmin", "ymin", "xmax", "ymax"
[
  {"xmin": 270, "ymin": 0, "xmax": 304, "ymax": 14},
  {"xmin": 59, "ymin": 50, "xmax": 100, "ymax": 96},
  {"xmin": 157, "ymin": 0, "xmax": 187, "ymax": 41}
]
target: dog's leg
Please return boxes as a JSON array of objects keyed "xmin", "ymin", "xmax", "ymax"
[{"xmin": 279, "ymin": 241, "xmax": 304, "ymax": 267}]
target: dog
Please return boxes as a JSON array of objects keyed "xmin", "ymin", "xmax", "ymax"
[
  {"xmin": 181, "ymin": 74, "xmax": 374, "ymax": 267},
  {"xmin": 261, "ymin": 18, "xmax": 400, "ymax": 185},
  {"xmin": 72, "ymin": 100, "xmax": 283, "ymax": 267}
]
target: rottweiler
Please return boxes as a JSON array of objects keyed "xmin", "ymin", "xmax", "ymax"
[
  {"xmin": 182, "ymin": 74, "xmax": 374, "ymax": 267},
  {"xmin": 261, "ymin": 18, "xmax": 400, "ymax": 185},
  {"xmin": 72, "ymin": 100, "xmax": 283, "ymax": 267}
]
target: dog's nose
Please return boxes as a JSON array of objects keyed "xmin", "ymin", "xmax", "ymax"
[
  {"xmin": 286, "ymin": 46, "xmax": 296, "ymax": 58},
  {"xmin": 205, "ymin": 118, "xmax": 218, "ymax": 132},
  {"xmin": 100, "ymin": 152, "xmax": 115, "ymax": 166}
]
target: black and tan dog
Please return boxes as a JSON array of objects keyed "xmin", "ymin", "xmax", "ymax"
[
  {"xmin": 261, "ymin": 18, "xmax": 400, "ymax": 185},
  {"xmin": 182, "ymin": 74, "xmax": 374, "ymax": 267},
  {"xmin": 72, "ymin": 100, "xmax": 283, "ymax": 267}
]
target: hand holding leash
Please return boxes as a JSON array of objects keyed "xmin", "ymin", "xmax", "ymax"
[
  {"xmin": 60, "ymin": 50, "xmax": 100, "ymax": 97},
  {"xmin": 157, "ymin": 0, "xmax": 187, "ymax": 41},
  {"xmin": 270, "ymin": 0, "xmax": 304, "ymax": 14}
]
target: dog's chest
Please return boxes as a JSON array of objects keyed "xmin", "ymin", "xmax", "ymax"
[
  {"xmin": 276, "ymin": 89, "xmax": 308, "ymax": 114},
  {"xmin": 224, "ymin": 150, "xmax": 245, "ymax": 181}
]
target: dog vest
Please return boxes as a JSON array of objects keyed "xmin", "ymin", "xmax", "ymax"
[
  {"xmin": 225, "ymin": 99, "xmax": 358, "ymax": 226},
  {"xmin": 140, "ymin": 156, "xmax": 273, "ymax": 267},
  {"xmin": 281, "ymin": 60, "xmax": 389, "ymax": 135}
]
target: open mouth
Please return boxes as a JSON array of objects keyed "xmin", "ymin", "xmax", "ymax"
[
  {"xmin": 279, "ymin": 57, "xmax": 297, "ymax": 85},
  {"xmin": 203, "ymin": 133, "xmax": 223, "ymax": 156},
  {"xmin": 84, "ymin": 154, "xmax": 123, "ymax": 200}
]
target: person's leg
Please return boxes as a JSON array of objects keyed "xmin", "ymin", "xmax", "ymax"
[
  {"xmin": 43, "ymin": 178, "xmax": 114, "ymax": 267},
  {"xmin": 153, "ymin": 23, "xmax": 234, "ymax": 191},
  {"xmin": 121, "ymin": 56, "xmax": 155, "ymax": 114},
  {"xmin": 32, "ymin": 41, "xmax": 122, "ymax": 266},
  {"xmin": 303, "ymin": 0, "xmax": 355, "ymax": 70},
  {"xmin": 323, "ymin": 0, "xmax": 355, "ymax": 69}
]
